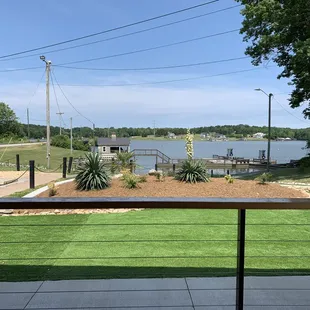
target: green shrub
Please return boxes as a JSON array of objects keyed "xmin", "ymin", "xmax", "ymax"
[
  {"xmin": 51, "ymin": 135, "xmax": 70, "ymax": 149},
  {"xmin": 116, "ymin": 152, "xmax": 135, "ymax": 170},
  {"xmin": 75, "ymin": 153, "xmax": 111, "ymax": 191},
  {"xmin": 224, "ymin": 174, "xmax": 234, "ymax": 184},
  {"xmin": 138, "ymin": 175, "xmax": 147, "ymax": 183},
  {"xmin": 175, "ymin": 160, "xmax": 210, "ymax": 184},
  {"xmin": 255, "ymin": 172, "xmax": 273, "ymax": 185},
  {"xmin": 298, "ymin": 156, "xmax": 310, "ymax": 168},
  {"xmin": 122, "ymin": 173, "xmax": 140, "ymax": 189}
]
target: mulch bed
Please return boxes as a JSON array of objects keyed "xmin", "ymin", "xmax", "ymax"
[
  {"xmin": 9, "ymin": 177, "xmax": 307, "ymax": 216},
  {"xmin": 38, "ymin": 177, "xmax": 308, "ymax": 199}
]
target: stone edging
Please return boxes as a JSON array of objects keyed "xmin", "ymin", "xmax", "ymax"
[
  {"xmin": 23, "ymin": 179, "xmax": 75, "ymax": 198},
  {"xmin": 23, "ymin": 174, "xmax": 123, "ymax": 198}
]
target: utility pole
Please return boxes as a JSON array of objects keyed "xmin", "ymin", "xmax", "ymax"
[
  {"xmin": 56, "ymin": 112, "xmax": 64, "ymax": 135},
  {"xmin": 70, "ymin": 117, "xmax": 73, "ymax": 155},
  {"xmin": 267, "ymin": 93, "xmax": 272, "ymax": 172},
  {"xmin": 27, "ymin": 108, "xmax": 30, "ymax": 139},
  {"xmin": 153, "ymin": 120, "xmax": 156, "ymax": 137},
  {"xmin": 92, "ymin": 123, "xmax": 96, "ymax": 153},
  {"xmin": 255, "ymin": 88, "xmax": 273, "ymax": 172},
  {"xmin": 40, "ymin": 56, "xmax": 51, "ymax": 169}
]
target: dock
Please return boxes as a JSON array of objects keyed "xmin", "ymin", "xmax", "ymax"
[{"xmin": 132, "ymin": 149, "xmax": 274, "ymax": 169}]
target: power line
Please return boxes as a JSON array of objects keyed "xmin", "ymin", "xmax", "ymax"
[
  {"xmin": 22, "ymin": 69, "xmax": 46, "ymax": 123},
  {"xmin": 56, "ymin": 29, "xmax": 240, "ymax": 66},
  {"xmin": 55, "ymin": 66, "xmax": 273, "ymax": 88},
  {"xmin": 0, "ymin": 5, "xmax": 241, "ymax": 62},
  {"xmin": 0, "ymin": 66, "xmax": 42, "ymax": 73},
  {"xmin": 50, "ymin": 72, "xmax": 67, "ymax": 127},
  {"xmin": 272, "ymin": 96, "xmax": 308, "ymax": 124},
  {"xmin": 0, "ymin": 1, "xmax": 218, "ymax": 60},
  {"xmin": 51, "ymin": 69, "xmax": 94, "ymax": 126},
  {"xmin": 55, "ymin": 56, "xmax": 249, "ymax": 71}
]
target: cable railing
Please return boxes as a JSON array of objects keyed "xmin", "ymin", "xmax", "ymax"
[{"xmin": 0, "ymin": 197, "xmax": 310, "ymax": 309}]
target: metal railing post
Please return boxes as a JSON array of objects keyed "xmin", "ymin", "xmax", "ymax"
[
  {"xmin": 16, "ymin": 154, "xmax": 20, "ymax": 171},
  {"xmin": 68, "ymin": 157, "xmax": 73, "ymax": 174},
  {"xmin": 236, "ymin": 209, "xmax": 246, "ymax": 310},
  {"xmin": 63, "ymin": 157, "xmax": 67, "ymax": 179},
  {"xmin": 29, "ymin": 160, "xmax": 35, "ymax": 189}
]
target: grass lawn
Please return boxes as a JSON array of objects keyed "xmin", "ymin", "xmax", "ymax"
[
  {"xmin": 0, "ymin": 145, "xmax": 86, "ymax": 170},
  {"xmin": 1, "ymin": 209, "xmax": 310, "ymax": 282},
  {"xmin": 239, "ymin": 167, "xmax": 310, "ymax": 184}
]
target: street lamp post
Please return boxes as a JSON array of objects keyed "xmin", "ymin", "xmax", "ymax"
[{"xmin": 255, "ymin": 88, "xmax": 273, "ymax": 172}]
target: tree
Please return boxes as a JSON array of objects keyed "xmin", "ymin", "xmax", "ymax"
[
  {"xmin": 0, "ymin": 102, "xmax": 20, "ymax": 135},
  {"xmin": 236, "ymin": 0, "xmax": 310, "ymax": 117}
]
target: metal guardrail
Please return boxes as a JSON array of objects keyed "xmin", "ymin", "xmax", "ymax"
[{"xmin": 0, "ymin": 198, "xmax": 310, "ymax": 310}]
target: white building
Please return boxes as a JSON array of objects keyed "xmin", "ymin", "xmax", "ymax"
[
  {"xmin": 92, "ymin": 134, "xmax": 130, "ymax": 160},
  {"xmin": 253, "ymin": 132, "xmax": 266, "ymax": 139}
]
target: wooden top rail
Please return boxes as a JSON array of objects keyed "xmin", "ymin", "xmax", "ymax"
[{"xmin": 1, "ymin": 197, "xmax": 310, "ymax": 210}]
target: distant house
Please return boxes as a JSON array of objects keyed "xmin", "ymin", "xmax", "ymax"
[
  {"xmin": 167, "ymin": 132, "xmax": 176, "ymax": 139},
  {"xmin": 215, "ymin": 133, "xmax": 227, "ymax": 140},
  {"xmin": 92, "ymin": 134, "xmax": 130, "ymax": 156},
  {"xmin": 200, "ymin": 132, "xmax": 210, "ymax": 139},
  {"xmin": 253, "ymin": 132, "xmax": 266, "ymax": 139}
]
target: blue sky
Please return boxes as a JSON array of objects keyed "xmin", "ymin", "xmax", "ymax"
[{"xmin": 0, "ymin": 0, "xmax": 308, "ymax": 129}]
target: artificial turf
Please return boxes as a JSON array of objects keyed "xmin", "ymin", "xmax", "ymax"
[{"xmin": 0, "ymin": 208, "xmax": 309, "ymax": 281}]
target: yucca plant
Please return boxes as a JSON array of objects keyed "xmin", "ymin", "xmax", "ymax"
[
  {"xmin": 175, "ymin": 160, "xmax": 210, "ymax": 184},
  {"xmin": 75, "ymin": 153, "xmax": 111, "ymax": 191},
  {"xmin": 121, "ymin": 172, "xmax": 140, "ymax": 189}
]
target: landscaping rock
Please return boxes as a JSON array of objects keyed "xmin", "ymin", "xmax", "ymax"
[{"xmin": 0, "ymin": 209, "xmax": 13, "ymax": 214}]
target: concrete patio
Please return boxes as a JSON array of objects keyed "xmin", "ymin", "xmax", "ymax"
[{"xmin": 1, "ymin": 276, "xmax": 310, "ymax": 309}]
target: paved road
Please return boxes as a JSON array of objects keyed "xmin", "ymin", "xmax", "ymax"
[
  {"xmin": 0, "ymin": 276, "xmax": 309, "ymax": 309},
  {"xmin": 0, "ymin": 142, "xmax": 45, "ymax": 148},
  {"xmin": 0, "ymin": 172, "xmax": 61, "ymax": 197}
]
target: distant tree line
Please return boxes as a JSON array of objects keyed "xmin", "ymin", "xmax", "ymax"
[{"xmin": 1, "ymin": 102, "xmax": 310, "ymax": 143}]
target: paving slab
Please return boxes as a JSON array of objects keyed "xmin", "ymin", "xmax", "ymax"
[
  {"xmin": 39, "ymin": 278, "xmax": 187, "ymax": 292},
  {"xmin": 0, "ymin": 281, "xmax": 42, "ymax": 293},
  {"xmin": 245, "ymin": 289, "xmax": 310, "ymax": 306},
  {"xmin": 186, "ymin": 277, "xmax": 235, "ymax": 289},
  {"xmin": 190, "ymin": 289, "xmax": 235, "ymax": 307},
  {"xmin": 0, "ymin": 292, "xmax": 33, "ymax": 309},
  {"xmin": 245, "ymin": 275, "xmax": 310, "ymax": 289},
  {"xmin": 26, "ymin": 291, "xmax": 192, "ymax": 308}
]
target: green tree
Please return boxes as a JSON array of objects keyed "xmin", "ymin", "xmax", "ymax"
[
  {"xmin": 0, "ymin": 102, "xmax": 20, "ymax": 135},
  {"xmin": 236, "ymin": 0, "xmax": 310, "ymax": 117}
]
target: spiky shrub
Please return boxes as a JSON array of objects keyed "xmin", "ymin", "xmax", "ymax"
[
  {"xmin": 255, "ymin": 172, "xmax": 273, "ymax": 185},
  {"xmin": 48, "ymin": 182, "xmax": 58, "ymax": 197},
  {"xmin": 175, "ymin": 160, "xmax": 210, "ymax": 184},
  {"xmin": 138, "ymin": 175, "xmax": 147, "ymax": 183},
  {"xmin": 122, "ymin": 173, "xmax": 140, "ymax": 189},
  {"xmin": 224, "ymin": 174, "xmax": 234, "ymax": 184},
  {"xmin": 75, "ymin": 153, "xmax": 111, "ymax": 191},
  {"xmin": 117, "ymin": 152, "xmax": 134, "ymax": 170}
]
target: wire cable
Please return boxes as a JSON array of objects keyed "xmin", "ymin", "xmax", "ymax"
[
  {"xmin": 56, "ymin": 29, "xmax": 240, "ymax": 66},
  {"xmin": 56, "ymin": 66, "xmax": 273, "ymax": 88},
  {"xmin": 0, "ymin": 66, "xmax": 42, "ymax": 72},
  {"xmin": 51, "ymin": 69, "xmax": 94, "ymax": 126},
  {"xmin": 50, "ymin": 72, "xmax": 67, "ymax": 127},
  {"xmin": 0, "ymin": 5, "xmax": 241, "ymax": 62},
  {"xmin": 0, "ymin": 1, "xmax": 219, "ymax": 59},
  {"xmin": 272, "ymin": 95, "xmax": 308, "ymax": 124},
  {"xmin": 55, "ymin": 56, "xmax": 249, "ymax": 71}
]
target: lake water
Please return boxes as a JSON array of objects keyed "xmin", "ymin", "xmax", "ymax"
[{"xmin": 130, "ymin": 140, "xmax": 307, "ymax": 175}]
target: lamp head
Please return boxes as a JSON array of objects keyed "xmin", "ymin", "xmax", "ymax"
[{"xmin": 40, "ymin": 55, "xmax": 46, "ymax": 61}]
